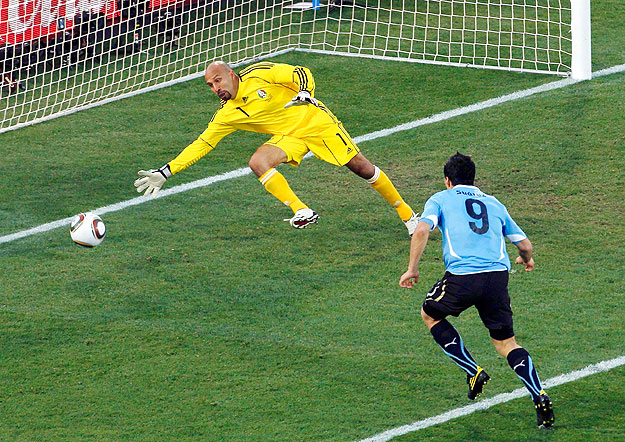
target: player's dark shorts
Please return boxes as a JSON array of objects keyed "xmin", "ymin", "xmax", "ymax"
[{"xmin": 422, "ymin": 270, "xmax": 514, "ymax": 340}]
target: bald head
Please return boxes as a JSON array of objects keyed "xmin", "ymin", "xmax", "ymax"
[
  {"xmin": 205, "ymin": 61, "xmax": 238, "ymax": 101},
  {"xmin": 205, "ymin": 61, "xmax": 232, "ymax": 76}
]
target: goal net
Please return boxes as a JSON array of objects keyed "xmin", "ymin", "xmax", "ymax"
[
  {"xmin": 300, "ymin": 0, "xmax": 575, "ymax": 74},
  {"xmin": 0, "ymin": 0, "xmax": 589, "ymax": 133}
]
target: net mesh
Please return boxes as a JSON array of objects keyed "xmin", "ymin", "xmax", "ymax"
[
  {"xmin": 0, "ymin": 0, "xmax": 572, "ymax": 132},
  {"xmin": 297, "ymin": 1, "xmax": 571, "ymax": 73}
]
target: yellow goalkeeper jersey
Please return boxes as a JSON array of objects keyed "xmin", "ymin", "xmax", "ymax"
[{"xmin": 167, "ymin": 62, "xmax": 343, "ymax": 174}]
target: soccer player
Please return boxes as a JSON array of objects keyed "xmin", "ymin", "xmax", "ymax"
[
  {"xmin": 135, "ymin": 60, "xmax": 419, "ymax": 234},
  {"xmin": 399, "ymin": 153, "xmax": 555, "ymax": 429}
]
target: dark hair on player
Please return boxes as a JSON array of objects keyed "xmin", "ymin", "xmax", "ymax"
[{"xmin": 443, "ymin": 152, "xmax": 475, "ymax": 186}]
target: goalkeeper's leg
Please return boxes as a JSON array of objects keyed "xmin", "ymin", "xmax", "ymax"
[
  {"xmin": 251, "ymin": 144, "xmax": 308, "ymax": 214},
  {"xmin": 345, "ymin": 153, "xmax": 416, "ymax": 226}
]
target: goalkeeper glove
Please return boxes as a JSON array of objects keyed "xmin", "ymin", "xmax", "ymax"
[
  {"xmin": 134, "ymin": 165, "xmax": 171, "ymax": 197},
  {"xmin": 284, "ymin": 90, "xmax": 318, "ymax": 108}
]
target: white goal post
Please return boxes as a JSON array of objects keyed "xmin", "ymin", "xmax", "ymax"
[{"xmin": 0, "ymin": 0, "xmax": 591, "ymax": 134}]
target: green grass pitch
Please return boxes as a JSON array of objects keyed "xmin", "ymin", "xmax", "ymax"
[{"xmin": 1, "ymin": 2, "xmax": 625, "ymax": 441}]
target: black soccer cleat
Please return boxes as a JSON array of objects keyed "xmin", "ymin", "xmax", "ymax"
[
  {"xmin": 467, "ymin": 366, "xmax": 490, "ymax": 400},
  {"xmin": 534, "ymin": 392, "xmax": 555, "ymax": 429}
]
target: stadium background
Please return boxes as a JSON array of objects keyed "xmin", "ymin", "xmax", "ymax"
[{"xmin": 1, "ymin": 0, "xmax": 624, "ymax": 440}]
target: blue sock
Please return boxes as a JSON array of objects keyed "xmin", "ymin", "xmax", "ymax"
[
  {"xmin": 430, "ymin": 319, "xmax": 479, "ymax": 376},
  {"xmin": 507, "ymin": 347, "xmax": 544, "ymax": 401}
]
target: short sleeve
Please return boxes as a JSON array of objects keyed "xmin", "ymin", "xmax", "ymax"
[
  {"xmin": 502, "ymin": 207, "xmax": 527, "ymax": 244},
  {"xmin": 420, "ymin": 195, "xmax": 441, "ymax": 231}
]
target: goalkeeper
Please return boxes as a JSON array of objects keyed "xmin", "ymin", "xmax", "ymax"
[{"xmin": 135, "ymin": 61, "xmax": 418, "ymax": 233}]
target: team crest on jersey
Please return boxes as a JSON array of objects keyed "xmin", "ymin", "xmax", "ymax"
[{"xmin": 257, "ymin": 89, "xmax": 267, "ymax": 99}]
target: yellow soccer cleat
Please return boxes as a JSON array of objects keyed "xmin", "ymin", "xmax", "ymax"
[{"xmin": 467, "ymin": 366, "xmax": 490, "ymax": 400}]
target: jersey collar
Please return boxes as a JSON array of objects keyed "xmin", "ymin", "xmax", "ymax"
[{"xmin": 453, "ymin": 185, "xmax": 480, "ymax": 190}]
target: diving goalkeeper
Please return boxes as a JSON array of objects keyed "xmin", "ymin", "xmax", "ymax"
[{"xmin": 135, "ymin": 61, "xmax": 418, "ymax": 234}]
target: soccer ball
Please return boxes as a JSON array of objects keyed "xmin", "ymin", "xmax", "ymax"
[{"xmin": 70, "ymin": 212, "xmax": 106, "ymax": 247}]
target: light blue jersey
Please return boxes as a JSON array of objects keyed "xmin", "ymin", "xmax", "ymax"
[{"xmin": 420, "ymin": 185, "xmax": 527, "ymax": 274}]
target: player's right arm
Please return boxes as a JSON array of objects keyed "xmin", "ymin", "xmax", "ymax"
[
  {"xmin": 167, "ymin": 120, "xmax": 235, "ymax": 175},
  {"xmin": 399, "ymin": 221, "xmax": 431, "ymax": 288},
  {"xmin": 134, "ymin": 112, "xmax": 235, "ymax": 197},
  {"xmin": 400, "ymin": 196, "xmax": 440, "ymax": 288}
]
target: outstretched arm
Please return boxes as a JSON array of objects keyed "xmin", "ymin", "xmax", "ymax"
[
  {"xmin": 399, "ymin": 221, "xmax": 431, "ymax": 288},
  {"xmin": 514, "ymin": 238, "xmax": 534, "ymax": 271},
  {"xmin": 134, "ymin": 118, "xmax": 235, "ymax": 197}
]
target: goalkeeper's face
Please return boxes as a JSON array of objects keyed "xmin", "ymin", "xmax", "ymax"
[{"xmin": 205, "ymin": 63, "xmax": 238, "ymax": 101}]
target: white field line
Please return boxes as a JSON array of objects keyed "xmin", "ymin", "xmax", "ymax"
[
  {"xmin": 356, "ymin": 355, "xmax": 625, "ymax": 442},
  {"xmin": 1, "ymin": 63, "xmax": 624, "ymax": 246},
  {"xmin": 0, "ymin": 167, "xmax": 252, "ymax": 245}
]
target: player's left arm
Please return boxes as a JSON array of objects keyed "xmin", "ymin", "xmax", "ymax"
[
  {"xmin": 502, "ymin": 206, "xmax": 534, "ymax": 271},
  {"xmin": 267, "ymin": 63, "xmax": 316, "ymax": 93},
  {"xmin": 291, "ymin": 65, "xmax": 316, "ymax": 96},
  {"xmin": 267, "ymin": 63, "xmax": 318, "ymax": 108},
  {"xmin": 514, "ymin": 238, "xmax": 534, "ymax": 271}
]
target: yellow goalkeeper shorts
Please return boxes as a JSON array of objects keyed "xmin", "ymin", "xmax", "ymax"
[{"xmin": 265, "ymin": 123, "xmax": 360, "ymax": 167}]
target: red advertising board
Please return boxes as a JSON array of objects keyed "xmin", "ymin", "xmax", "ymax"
[{"xmin": 0, "ymin": 0, "xmax": 119, "ymax": 45}]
